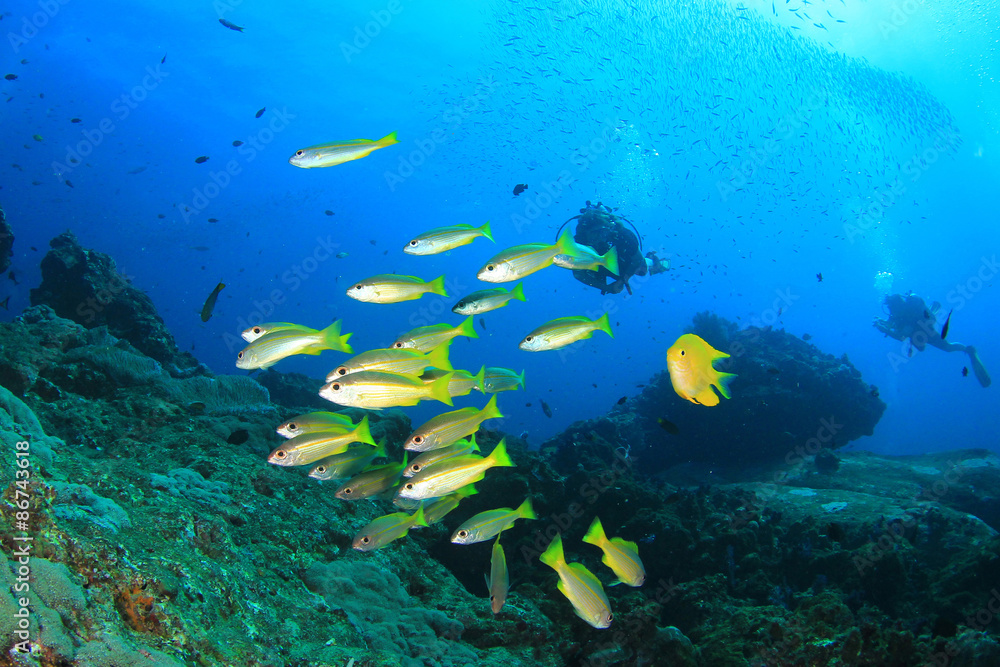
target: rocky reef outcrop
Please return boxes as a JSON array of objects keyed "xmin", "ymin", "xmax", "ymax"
[
  {"xmin": 28, "ymin": 232, "xmax": 202, "ymax": 375},
  {"xmin": 0, "ymin": 203, "xmax": 13, "ymax": 274}
]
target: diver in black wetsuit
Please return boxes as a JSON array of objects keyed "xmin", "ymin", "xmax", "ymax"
[{"xmin": 559, "ymin": 202, "xmax": 648, "ymax": 295}]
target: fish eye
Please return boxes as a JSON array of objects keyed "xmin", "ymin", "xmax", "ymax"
[
  {"xmin": 411, "ymin": 464, "xmax": 421, "ymax": 472},
  {"xmin": 287, "ymin": 423, "xmax": 298, "ymax": 431},
  {"xmin": 394, "ymin": 342, "xmax": 404, "ymax": 348},
  {"xmin": 680, "ymin": 350, "xmax": 685, "ymax": 356},
  {"xmin": 486, "ymin": 264, "xmax": 495, "ymax": 271},
  {"xmin": 336, "ymin": 367, "xmax": 348, "ymax": 376},
  {"xmin": 458, "ymin": 530, "xmax": 468, "ymax": 538},
  {"xmin": 315, "ymin": 465, "xmax": 326, "ymax": 473},
  {"xmin": 275, "ymin": 450, "xmax": 286, "ymax": 459},
  {"xmin": 405, "ymin": 483, "xmax": 414, "ymax": 490},
  {"xmin": 295, "ymin": 150, "xmax": 304, "ymax": 156},
  {"xmin": 237, "ymin": 351, "xmax": 244, "ymax": 359},
  {"xmin": 413, "ymin": 435, "xmax": 423, "ymax": 444},
  {"xmin": 253, "ymin": 327, "xmax": 262, "ymax": 334},
  {"xmin": 409, "ymin": 240, "xmax": 418, "ymax": 246},
  {"xmin": 331, "ymin": 383, "xmax": 341, "ymax": 391},
  {"xmin": 525, "ymin": 335, "xmax": 533, "ymax": 342},
  {"xmin": 343, "ymin": 487, "xmax": 353, "ymax": 494},
  {"xmin": 606, "ymin": 613, "xmax": 614, "ymax": 623},
  {"xmin": 354, "ymin": 284, "xmax": 363, "ymax": 290},
  {"xmin": 361, "ymin": 536, "xmax": 370, "ymax": 544}
]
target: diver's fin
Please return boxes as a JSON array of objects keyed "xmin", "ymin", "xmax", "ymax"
[{"xmin": 968, "ymin": 347, "xmax": 992, "ymax": 388}]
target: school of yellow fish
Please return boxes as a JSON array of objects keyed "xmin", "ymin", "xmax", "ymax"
[{"xmin": 235, "ymin": 134, "xmax": 738, "ymax": 628}]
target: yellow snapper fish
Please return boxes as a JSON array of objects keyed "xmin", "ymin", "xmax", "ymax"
[
  {"xmin": 519, "ymin": 313, "xmax": 613, "ymax": 352},
  {"xmin": 404, "ymin": 436, "xmax": 479, "ymax": 478},
  {"xmin": 267, "ymin": 416, "xmax": 374, "ymax": 467},
  {"xmin": 395, "ymin": 439, "xmax": 514, "ymax": 501},
  {"xmin": 347, "ymin": 274, "xmax": 448, "ymax": 304},
  {"xmin": 328, "ymin": 344, "xmax": 451, "ymax": 381},
  {"xmin": 582, "ymin": 517, "xmax": 646, "ymax": 587},
  {"xmin": 451, "ymin": 497, "xmax": 536, "ymax": 545},
  {"xmin": 335, "ymin": 454, "xmax": 408, "ymax": 500},
  {"xmin": 320, "ymin": 370, "xmax": 454, "ymax": 409},
  {"xmin": 404, "ymin": 394, "xmax": 503, "ymax": 452},
  {"xmin": 452, "ymin": 283, "xmax": 527, "ymax": 316},
  {"xmin": 277, "ymin": 411, "xmax": 355, "ymax": 439},
  {"xmin": 476, "ymin": 228, "xmax": 578, "ymax": 283},
  {"xmin": 488, "ymin": 536, "xmax": 509, "ymax": 614},
  {"xmin": 288, "ymin": 131, "xmax": 398, "ymax": 168},
  {"xmin": 392, "ymin": 316, "xmax": 478, "ymax": 352},
  {"xmin": 404, "ymin": 220, "xmax": 494, "ymax": 255},
  {"xmin": 422, "ymin": 485, "xmax": 478, "ymax": 524},
  {"xmin": 242, "ymin": 322, "xmax": 309, "ymax": 343},
  {"xmin": 420, "ymin": 366, "xmax": 485, "ymax": 398},
  {"xmin": 553, "ymin": 240, "xmax": 619, "ymax": 275},
  {"xmin": 352, "ymin": 505, "xmax": 427, "ymax": 551},
  {"xmin": 308, "ymin": 439, "xmax": 387, "ymax": 481},
  {"xmin": 539, "ymin": 532, "xmax": 613, "ymax": 629},
  {"xmin": 483, "ymin": 367, "xmax": 526, "ymax": 393},
  {"xmin": 236, "ymin": 320, "xmax": 353, "ymax": 370},
  {"xmin": 666, "ymin": 333, "xmax": 737, "ymax": 406}
]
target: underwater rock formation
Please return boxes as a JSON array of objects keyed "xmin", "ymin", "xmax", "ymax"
[
  {"xmin": 29, "ymin": 232, "xmax": 202, "ymax": 375},
  {"xmin": 549, "ymin": 313, "xmax": 887, "ymax": 473},
  {"xmin": 0, "ymin": 203, "xmax": 12, "ymax": 274}
]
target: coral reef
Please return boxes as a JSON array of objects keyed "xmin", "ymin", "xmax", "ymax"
[{"xmin": 0, "ymin": 203, "xmax": 12, "ymax": 274}]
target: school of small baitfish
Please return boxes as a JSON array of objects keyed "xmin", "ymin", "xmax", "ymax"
[{"xmin": 233, "ymin": 197, "xmax": 674, "ymax": 627}]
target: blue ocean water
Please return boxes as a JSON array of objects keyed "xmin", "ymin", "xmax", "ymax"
[{"xmin": 1, "ymin": 0, "xmax": 996, "ymax": 455}]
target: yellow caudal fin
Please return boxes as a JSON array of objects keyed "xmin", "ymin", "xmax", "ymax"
[
  {"xmin": 479, "ymin": 220, "xmax": 494, "ymax": 242},
  {"xmin": 352, "ymin": 415, "xmax": 375, "ymax": 446},
  {"xmin": 378, "ymin": 131, "xmax": 399, "ymax": 145},
  {"xmin": 471, "ymin": 366, "xmax": 486, "ymax": 392},
  {"xmin": 456, "ymin": 315, "xmax": 479, "ymax": 340},
  {"xmin": 517, "ymin": 369, "xmax": 526, "ymax": 389},
  {"xmin": 427, "ymin": 372, "xmax": 455, "ymax": 406},
  {"xmin": 480, "ymin": 393, "xmax": 504, "ymax": 421},
  {"xmin": 539, "ymin": 532, "xmax": 565, "ymax": 569},
  {"xmin": 554, "ymin": 227, "xmax": 576, "ymax": 254},
  {"xmin": 320, "ymin": 319, "xmax": 354, "ymax": 353},
  {"xmin": 467, "ymin": 433, "xmax": 480, "ymax": 453},
  {"xmin": 582, "ymin": 516, "xmax": 607, "ymax": 547},
  {"xmin": 411, "ymin": 503, "xmax": 428, "ymax": 528},
  {"xmin": 510, "ymin": 282, "xmax": 527, "ymax": 302},
  {"xmin": 603, "ymin": 246, "xmax": 620, "ymax": 276},
  {"xmin": 713, "ymin": 371, "xmax": 737, "ymax": 400},
  {"xmin": 594, "ymin": 312, "xmax": 614, "ymax": 338},
  {"xmin": 516, "ymin": 497, "xmax": 537, "ymax": 520},
  {"xmin": 428, "ymin": 275, "xmax": 448, "ymax": 297},
  {"xmin": 372, "ymin": 438, "xmax": 388, "ymax": 460},
  {"xmin": 425, "ymin": 344, "xmax": 453, "ymax": 371},
  {"xmin": 488, "ymin": 438, "xmax": 514, "ymax": 468}
]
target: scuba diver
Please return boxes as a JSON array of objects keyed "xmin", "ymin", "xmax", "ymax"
[
  {"xmin": 556, "ymin": 201, "xmax": 654, "ymax": 295},
  {"xmin": 874, "ymin": 293, "xmax": 991, "ymax": 387}
]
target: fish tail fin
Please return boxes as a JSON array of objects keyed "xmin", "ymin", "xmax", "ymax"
[
  {"xmin": 353, "ymin": 415, "xmax": 375, "ymax": 446},
  {"xmin": 459, "ymin": 483, "xmax": 478, "ymax": 498},
  {"xmin": 595, "ymin": 312, "xmax": 614, "ymax": 338},
  {"xmin": 555, "ymin": 227, "xmax": 576, "ymax": 254},
  {"xmin": 372, "ymin": 438, "xmax": 388, "ymax": 460},
  {"xmin": 481, "ymin": 393, "xmax": 504, "ymax": 421},
  {"xmin": 412, "ymin": 503, "xmax": 428, "ymax": 528},
  {"xmin": 517, "ymin": 497, "xmax": 537, "ymax": 520},
  {"xmin": 467, "ymin": 433, "xmax": 480, "ymax": 453},
  {"xmin": 320, "ymin": 319, "xmax": 354, "ymax": 353},
  {"xmin": 429, "ymin": 275, "xmax": 449, "ymax": 297},
  {"xmin": 379, "ymin": 131, "xmax": 399, "ymax": 145},
  {"xmin": 582, "ymin": 516, "xmax": 607, "ymax": 547},
  {"xmin": 715, "ymin": 372, "xmax": 738, "ymax": 400},
  {"xmin": 539, "ymin": 532, "xmax": 565, "ymax": 569},
  {"xmin": 488, "ymin": 438, "xmax": 514, "ymax": 468},
  {"xmin": 510, "ymin": 282, "xmax": 527, "ymax": 302},
  {"xmin": 472, "ymin": 365, "xmax": 486, "ymax": 392},
  {"xmin": 458, "ymin": 315, "xmax": 479, "ymax": 339},
  {"xmin": 479, "ymin": 219, "xmax": 494, "ymax": 242},
  {"xmin": 603, "ymin": 246, "xmax": 620, "ymax": 276},
  {"xmin": 428, "ymin": 372, "xmax": 455, "ymax": 406},
  {"xmin": 425, "ymin": 344, "xmax": 453, "ymax": 371},
  {"xmin": 518, "ymin": 369, "xmax": 526, "ymax": 389}
]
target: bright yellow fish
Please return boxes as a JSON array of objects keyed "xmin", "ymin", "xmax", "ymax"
[
  {"xmin": 392, "ymin": 316, "xmax": 478, "ymax": 352},
  {"xmin": 288, "ymin": 131, "xmax": 398, "ymax": 168},
  {"xmin": 582, "ymin": 516, "xmax": 645, "ymax": 587},
  {"xmin": 346, "ymin": 274, "xmax": 448, "ymax": 304},
  {"xmin": 320, "ymin": 370, "xmax": 454, "ymax": 409},
  {"xmin": 539, "ymin": 532, "xmax": 612, "ymax": 629},
  {"xmin": 666, "ymin": 333, "xmax": 737, "ymax": 406},
  {"xmin": 476, "ymin": 228, "xmax": 577, "ymax": 283},
  {"xmin": 404, "ymin": 220, "xmax": 493, "ymax": 255},
  {"xmin": 519, "ymin": 313, "xmax": 613, "ymax": 352},
  {"xmin": 236, "ymin": 320, "xmax": 353, "ymax": 369}
]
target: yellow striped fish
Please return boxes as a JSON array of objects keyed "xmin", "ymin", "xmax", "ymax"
[
  {"xmin": 404, "ymin": 436, "xmax": 479, "ymax": 477},
  {"xmin": 452, "ymin": 498, "xmax": 536, "ymax": 544},
  {"xmin": 476, "ymin": 228, "xmax": 576, "ymax": 283},
  {"xmin": 488, "ymin": 536, "xmax": 509, "ymax": 614},
  {"xmin": 582, "ymin": 517, "xmax": 645, "ymax": 587},
  {"xmin": 277, "ymin": 411, "xmax": 355, "ymax": 439},
  {"xmin": 420, "ymin": 366, "xmax": 485, "ymax": 398},
  {"xmin": 404, "ymin": 394, "xmax": 503, "ymax": 452},
  {"xmin": 352, "ymin": 505, "xmax": 427, "ymax": 551},
  {"xmin": 347, "ymin": 274, "xmax": 448, "ymax": 304},
  {"xmin": 335, "ymin": 454, "xmax": 408, "ymax": 500},
  {"xmin": 288, "ymin": 131, "xmax": 398, "ymax": 168},
  {"xmin": 328, "ymin": 344, "xmax": 451, "ymax": 381},
  {"xmin": 267, "ymin": 416, "xmax": 373, "ymax": 467},
  {"xmin": 242, "ymin": 322, "xmax": 309, "ymax": 342},
  {"xmin": 392, "ymin": 316, "xmax": 478, "ymax": 352},
  {"xmin": 483, "ymin": 367, "xmax": 526, "ymax": 393},
  {"xmin": 539, "ymin": 533, "xmax": 613, "ymax": 629},
  {"xmin": 519, "ymin": 313, "xmax": 613, "ymax": 352},
  {"xmin": 320, "ymin": 370, "xmax": 454, "ymax": 409},
  {"xmin": 553, "ymin": 242, "xmax": 619, "ymax": 275},
  {"xmin": 236, "ymin": 320, "xmax": 353, "ymax": 369},
  {"xmin": 308, "ymin": 440, "xmax": 387, "ymax": 481},
  {"xmin": 404, "ymin": 220, "xmax": 493, "ymax": 255},
  {"xmin": 396, "ymin": 439, "xmax": 514, "ymax": 500},
  {"xmin": 452, "ymin": 283, "xmax": 527, "ymax": 316}
]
